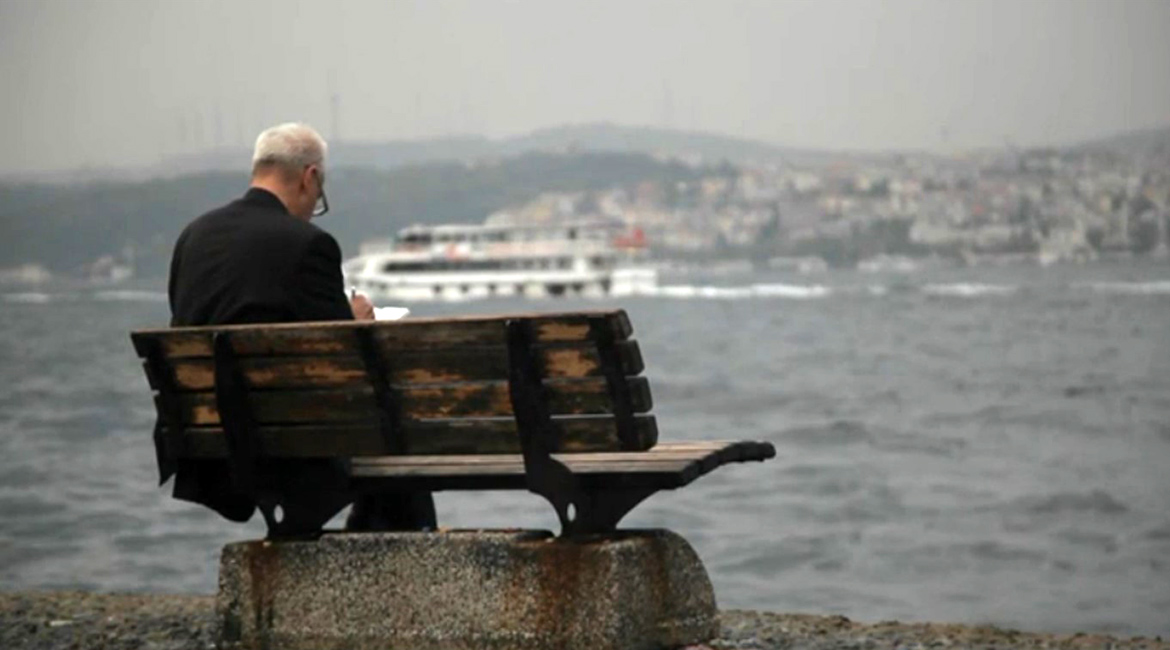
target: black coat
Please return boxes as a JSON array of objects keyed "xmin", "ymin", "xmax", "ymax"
[
  {"xmin": 169, "ymin": 187, "xmax": 353, "ymax": 326},
  {"xmin": 162, "ymin": 187, "xmax": 352, "ymax": 521}
]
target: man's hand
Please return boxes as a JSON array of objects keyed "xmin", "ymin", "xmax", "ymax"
[{"xmin": 350, "ymin": 293, "xmax": 375, "ymax": 320}]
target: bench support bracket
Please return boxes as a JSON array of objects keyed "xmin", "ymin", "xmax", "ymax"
[
  {"xmin": 354, "ymin": 327, "xmax": 406, "ymax": 455},
  {"xmin": 213, "ymin": 332, "xmax": 351, "ymax": 539},
  {"xmin": 506, "ymin": 320, "xmax": 658, "ymax": 536}
]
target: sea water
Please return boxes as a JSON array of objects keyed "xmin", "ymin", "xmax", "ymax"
[{"xmin": 1, "ymin": 261, "xmax": 1168, "ymax": 637}]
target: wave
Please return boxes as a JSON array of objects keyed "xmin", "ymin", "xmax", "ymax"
[
  {"xmin": 1016, "ymin": 490, "xmax": 1129, "ymax": 517},
  {"xmin": 779, "ymin": 420, "xmax": 873, "ymax": 447},
  {"xmin": 91, "ymin": 290, "xmax": 167, "ymax": 302},
  {"xmin": 1077, "ymin": 280, "xmax": 1170, "ymax": 295},
  {"xmin": 2, "ymin": 292, "xmax": 52, "ymax": 304},
  {"xmin": 645, "ymin": 279, "xmax": 1169, "ymax": 300},
  {"xmin": 4, "ymin": 290, "xmax": 166, "ymax": 304},
  {"xmin": 922, "ymin": 283, "xmax": 1018, "ymax": 297},
  {"xmin": 643, "ymin": 283, "xmax": 830, "ymax": 300},
  {"xmin": 751, "ymin": 283, "xmax": 831, "ymax": 299}
]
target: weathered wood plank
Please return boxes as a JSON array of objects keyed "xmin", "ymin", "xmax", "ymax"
[
  {"xmin": 163, "ymin": 415, "xmax": 659, "ymax": 457},
  {"xmin": 347, "ymin": 441, "xmax": 775, "ymax": 491},
  {"xmin": 147, "ymin": 341, "xmax": 644, "ymax": 391},
  {"xmin": 162, "ymin": 376, "xmax": 652, "ymax": 424},
  {"xmin": 347, "ymin": 459, "xmax": 700, "ymax": 479},
  {"xmin": 131, "ymin": 311, "xmax": 632, "ymax": 360},
  {"xmin": 349, "ymin": 441, "xmax": 757, "ymax": 469},
  {"xmin": 347, "ymin": 443, "xmax": 735, "ymax": 467}
]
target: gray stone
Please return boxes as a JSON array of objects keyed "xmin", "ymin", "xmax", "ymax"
[{"xmin": 216, "ymin": 529, "xmax": 718, "ymax": 650}]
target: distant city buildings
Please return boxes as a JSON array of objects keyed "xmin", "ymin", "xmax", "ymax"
[{"xmin": 488, "ymin": 143, "xmax": 1170, "ymax": 268}]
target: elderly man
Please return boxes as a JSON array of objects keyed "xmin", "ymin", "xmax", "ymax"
[{"xmin": 164, "ymin": 122, "xmax": 435, "ymax": 531}]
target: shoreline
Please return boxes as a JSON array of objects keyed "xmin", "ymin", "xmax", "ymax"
[{"xmin": 1, "ymin": 591, "xmax": 1165, "ymax": 650}]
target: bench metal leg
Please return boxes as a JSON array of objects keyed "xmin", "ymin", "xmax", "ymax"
[
  {"xmin": 562, "ymin": 487, "xmax": 658, "ymax": 536},
  {"xmin": 250, "ymin": 464, "xmax": 354, "ymax": 539},
  {"xmin": 506, "ymin": 319, "xmax": 659, "ymax": 536},
  {"xmin": 505, "ymin": 320, "xmax": 578, "ymax": 535},
  {"xmin": 213, "ymin": 332, "xmax": 351, "ymax": 539}
]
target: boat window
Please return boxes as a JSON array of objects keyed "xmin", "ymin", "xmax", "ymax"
[
  {"xmin": 400, "ymin": 232, "xmax": 431, "ymax": 245},
  {"xmin": 558, "ymin": 257, "xmax": 572, "ymax": 269},
  {"xmin": 382, "ymin": 262, "xmax": 433, "ymax": 273}
]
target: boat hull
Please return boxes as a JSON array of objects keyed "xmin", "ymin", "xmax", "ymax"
[{"xmin": 345, "ymin": 266, "xmax": 657, "ymax": 302}]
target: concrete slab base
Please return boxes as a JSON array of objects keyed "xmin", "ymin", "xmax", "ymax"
[{"xmin": 216, "ymin": 529, "xmax": 718, "ymax": 650}]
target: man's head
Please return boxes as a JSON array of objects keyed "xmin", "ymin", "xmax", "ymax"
[{"xmin": 250, "ymin": 123, "xmax": 329, "ymax": 220}]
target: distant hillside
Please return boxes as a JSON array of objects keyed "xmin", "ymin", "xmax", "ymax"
[
  {"xmin": 500, "ymin": 123, "xmax": 810, "ymax": 162},
  {"xmin": 0, "ymin": 151, "xmax": 702, "ymax": 279},
  {"xmin": 2, "ymin": 124, "xmax": 816, "ymax": 184},
  {"xmin": 145, "ymin": 124, "xmax": 812, "ymax": 177},
  {"xmin": 1071, "ymin": 125, "xmax": 1170, "ymax": 155}
]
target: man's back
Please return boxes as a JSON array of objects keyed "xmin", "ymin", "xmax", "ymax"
[
  {"xmin": 169, "ymin": 187, "xmax": 352, "ymax": 327},
  {"xmin": 163, "ymin": 187, "xmax": 352, "ymax": 521},
  {"xmin": 160, "ymin": 123, "xmax": 433, "ymax": 530}
]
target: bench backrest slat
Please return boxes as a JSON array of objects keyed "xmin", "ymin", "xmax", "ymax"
[
  {"xmin": 157, "ymin": 376, "xmax": 652, "ymax": 424},
  {"xmin": 161, "ymin": 416, "xmax": 659, "ymax": 458},
  {"xmin": 142, "ymin": 341, "xmax": 644, "ymax": 391}
]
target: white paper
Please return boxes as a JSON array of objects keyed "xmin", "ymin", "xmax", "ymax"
[{"xmin": 373, "ymin": 306, "xmax": 411, "ymax": 321}]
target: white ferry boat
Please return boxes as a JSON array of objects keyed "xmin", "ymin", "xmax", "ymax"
[{"xmin": 342, "ymin": 220, "xmax": 657, "ymax": 301}]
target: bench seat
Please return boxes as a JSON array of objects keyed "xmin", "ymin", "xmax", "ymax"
[{"xmin": 132, "ymin": 309, "xmax": 774, "ymax": 537}]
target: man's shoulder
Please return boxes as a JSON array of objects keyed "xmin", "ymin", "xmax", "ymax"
[
  {"xmin": 182, "ymin": 196, "xmax": 325, "ymax": 243},
  {"xmin": 180, "ymin": 196, "xmax": 250, "ymax": 238}
]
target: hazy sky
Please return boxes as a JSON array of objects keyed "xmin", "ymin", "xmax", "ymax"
[{"xmin": 2, "ymin": 0, "xmax": 1168, "ymax": 174}]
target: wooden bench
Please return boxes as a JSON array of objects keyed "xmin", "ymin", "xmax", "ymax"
[{"xmin": 131, "ymin": 309, "xmax": 774, "ymax": 538}]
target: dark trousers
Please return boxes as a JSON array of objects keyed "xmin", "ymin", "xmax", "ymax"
[{"xmin": 345, "ymin": 491, "xmax": 437, "ymax": 531}]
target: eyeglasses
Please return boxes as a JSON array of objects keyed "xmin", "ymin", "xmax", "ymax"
[{"xmin": 312, "ymin": 167, "xmax": 330, "ymax": 217}]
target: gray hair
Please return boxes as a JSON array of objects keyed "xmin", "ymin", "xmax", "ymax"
[{"xmin": 251, "ymin": 123, "xmax": 328, "ymax": 176}]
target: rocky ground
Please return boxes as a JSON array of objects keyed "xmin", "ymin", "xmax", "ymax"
[
  {"xmin": 0, "ymin": 591, "xmax": 217, "ymax": 650},
  {"xmin": 712, "ymin": 610, "xmax": 1168, "ymax": 650},
  {"xmin": 1, "ymin": 591, "xmax": 1166, "ymax": 650}
]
